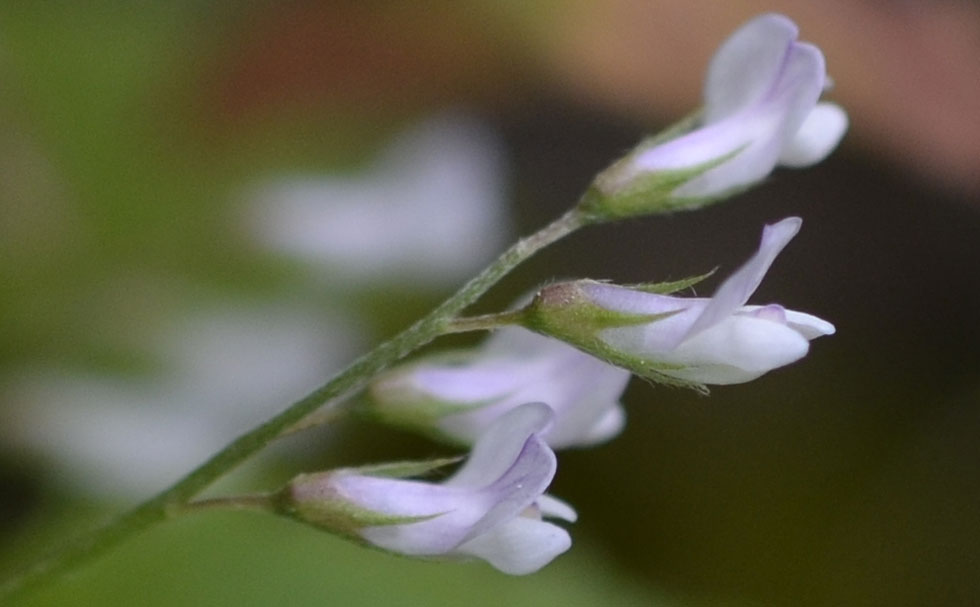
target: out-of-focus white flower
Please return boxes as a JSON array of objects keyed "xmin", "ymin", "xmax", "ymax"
[
  {"xmin": 246, "ymin": 114, "xmax": 509, "ymax": 285},
  {"xmin": 5, "ymin": 303, "xmax": 358, "ymax": 498},
  {"xmin": 283, "ymin": 403, "xmax": 575, "ymax": 575},
  {"xmin": 527, "ymin": 218, "xmax": 835, "ymax": 386},
  {"xmin": 582, "ymin": 14, "xmax": 848, "ymax": 219},
  {"xmin": 365, "ymin": 326, "xmax": 631, "ymax": 449}
]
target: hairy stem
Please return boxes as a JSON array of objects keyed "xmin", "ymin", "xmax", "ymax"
[
  {"xmin": 179, "ymin": 494, "xmax": 278, "ymax": 515},
  {"xmin": 0, "ymin": 207, "xmax": 586, "ymax": 601},
  {"xmin": 442, "ymin": 309, "xmax": 528, "ymax": 334}
]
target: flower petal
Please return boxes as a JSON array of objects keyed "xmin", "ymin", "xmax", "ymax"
[
  {"xmin": 410, "ymin": 359, "xmax": 532, "ymax": 402},
  {"xmin": 778, "ymin": 102, "xmax": 849, "ymax": 167},
  {"xmin": 570, "ymin": 402, "xmax": 626, "ymax": 447},
  {"xmin": 668, "ymin": 314, "xmax": 811, "ymax": 384},
  {"xmin": 704, "ymin": 14, "xmax": 799, "ymax": 122},
  {"xmin": 537, "ymin": 494, "xmax": 578, "ymax": 523},
  {"xmin": 453, "ymin": 517, "xmax": 572, "ymax": 575},
  {"xmin": 341, "ymin": 476, "xmax": 490, "ymax": 553},
  {"xmin": 739, "ymin": 305, "xmax": 835, "ymax": 339},
  {"xmin": 766, "ymin": 42, "xmax": 827, "ymax": 149},
  {"xmin": 355, "ymin": 404, "xmax": 557, "ymax": 554},
  {"xmin": 784, "ymin": 309, "xmax": 837, "ymax": 339},
  {"xmin": 681, "ymin": 217, "xmax": 801, "ymax": 343},
  {"xmin": 461, "ymin": 430, "xmax": 558, "ymax": 543},
  {"xmin": 444, "ymin": 402, "xmax": 554, "ymax": 489}
]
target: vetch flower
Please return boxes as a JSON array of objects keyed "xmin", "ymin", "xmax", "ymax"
[
  {"xmin": 7, "ymin": 302, "xmax": 357, "ymax": 499},
  {"xmin": 280, "ymin": 403, "xmax": 576, "ymax": 575},
  {"xmin": 525, "ymin": 217, "xmax": 835, "ymax": 387},
  {"xmin": 364, "ymin": 326, "xmax": 631, "ymax": 449},
  {"xmin": 580, "ymin": 14, "xmax": 848, "ymax": 220},
  {"xmin": 246, "ymin": 113, "xmax": 509, "ymax": 286}
]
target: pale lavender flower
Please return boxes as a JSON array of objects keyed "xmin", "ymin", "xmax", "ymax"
[
  {"xmin": 366, "ymin": 327, "xmax": 630, "ymax": 449},
  {"xmin": 585, "ymin": 14, "xmax": 847, "ymax": 218},
  {"xmin": 528, "ymin": 218, "xmax": 835, "ymax": 386},
  {"xmin": 6, "ymin": 303, "xmax": 357, "ymax": 498},
  {"xmin": 246, "ymin": 113, "xmax": 509, "ymax": 286},
  {"xmin": 284, "ymin": 403, "xmax": 576, "ymax": 575}
]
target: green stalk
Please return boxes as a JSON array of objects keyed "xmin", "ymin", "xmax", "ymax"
[
  {"xmin": 0, "ymin": 208, "xmax": 586, "ymax": 601},
  {"xmin": 441, "ymin": 309, "xmax": 528, "ymax": 334}
]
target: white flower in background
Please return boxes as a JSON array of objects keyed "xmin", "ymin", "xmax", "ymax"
[
  {"xmin": 6, "ymin": 304, "xmax": 358, "ymax": 498},
  {"xmin": 584, "ymin": 13, "xmax": 848, "ymax": 218},
  {"xmin": 528, "ymin": 218, "xmax": 835, "ymax": 386},
  {"xmin": 366, "ymin": 326, "xmax": 631, "ymax": 449},
  {"xmin": 247, "ymin": 113, "xmax": 509, "ymax": 286},
  {"xmin": 283, "ymin": 403, "xmax": 575, "ymax": 575}
]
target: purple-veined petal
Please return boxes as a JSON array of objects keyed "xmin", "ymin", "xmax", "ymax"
[
  {"xmin": 778, "ymin": 102, "xmax": 849, "ymax": 167},
  {"xmin": 460, "ymin": 430, "xmax": 558, "ymax": 543},
  {"xmin": 680, "ymin": 217, "xmax": 801, "ymax": 343},
  {"xmin": 704, "ymin": 14, "xmax": 800, "ymax": 122},
  {"xmin": 765, "ymin": 42, "xmax": 827, "ymax": 149},
  {"xmin": 444, "ymin": 402, "xmax": 554, "ymax": 489},
  {"xmin": 453, "ymin": 517, "xmax": 572, "ymax": 575}
]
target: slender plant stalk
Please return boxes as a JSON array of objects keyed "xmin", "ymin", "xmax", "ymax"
[
  {"xmin": 179, "ymin": 494, "xmax": 277, "ymax": 515},
  {"xmin": 442, "ymin": 309, "xmax": 527, "ymax": 334},
  {"xmin": 0, "ymin": 207, "xmax": 587, "ymax": 601}
]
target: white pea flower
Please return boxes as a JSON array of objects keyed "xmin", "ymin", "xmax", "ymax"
[
  {"xmin": 283, "ymin": 403, "xmax": 576, "ymax": 575},
  {"xmin": 7, "ymin": 303, "xmax": 357, "ymax": 498},
  {"xmin": 364, "ymin": 326, "xmax": 631, "ymax": 449},
  {"xmin": 583, "ymin": 13, "xmax": 848, "ymax": 219},
  {"xmin": 527, "ymin": 217, "xmax": 835, "ymax": 386},
  {"xmin": 246, "ymin": 113, "xmax": 509, "ymax": 286}
]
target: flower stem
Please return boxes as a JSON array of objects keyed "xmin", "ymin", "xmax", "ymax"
[
  {"xmin": 442, "ymin": 309, "xmax": 527, "ymax": 334},
  {"xmin": 179, "ymin": 494, "xmax": 278, "ymax": 515},
  {"xmin": 0, "ymin": 207, "xmax": 586, "ymax": 601}
]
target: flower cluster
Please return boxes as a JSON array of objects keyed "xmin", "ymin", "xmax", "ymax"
[{"xmin": 271, "ymin": 13, "xmax": 844, "ymax": 576}]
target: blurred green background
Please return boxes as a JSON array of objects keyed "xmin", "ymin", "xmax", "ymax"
[{"xmin": 2, "ymin": 2, "xmax": 979, "ymax": 605}]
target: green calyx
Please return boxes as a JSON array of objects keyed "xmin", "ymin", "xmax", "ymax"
[
  {"xmin": 523, "ymin": 280, "xmax": 709, "ymax": 393},
  {"xmin": 278, "ymin": 469, "xmax": 449, "ymax": 541},
  {"xmin": 577, "ymin": 123, "xmax": 745, "ymax": 223},
  {"xmin": 626, "ymin": 269, "xmax": 716, "ymax": 295}
]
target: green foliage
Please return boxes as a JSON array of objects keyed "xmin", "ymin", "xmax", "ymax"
[{"xmin": 14, "ymin": 509, "xmax": 675, "ymax": 607}]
